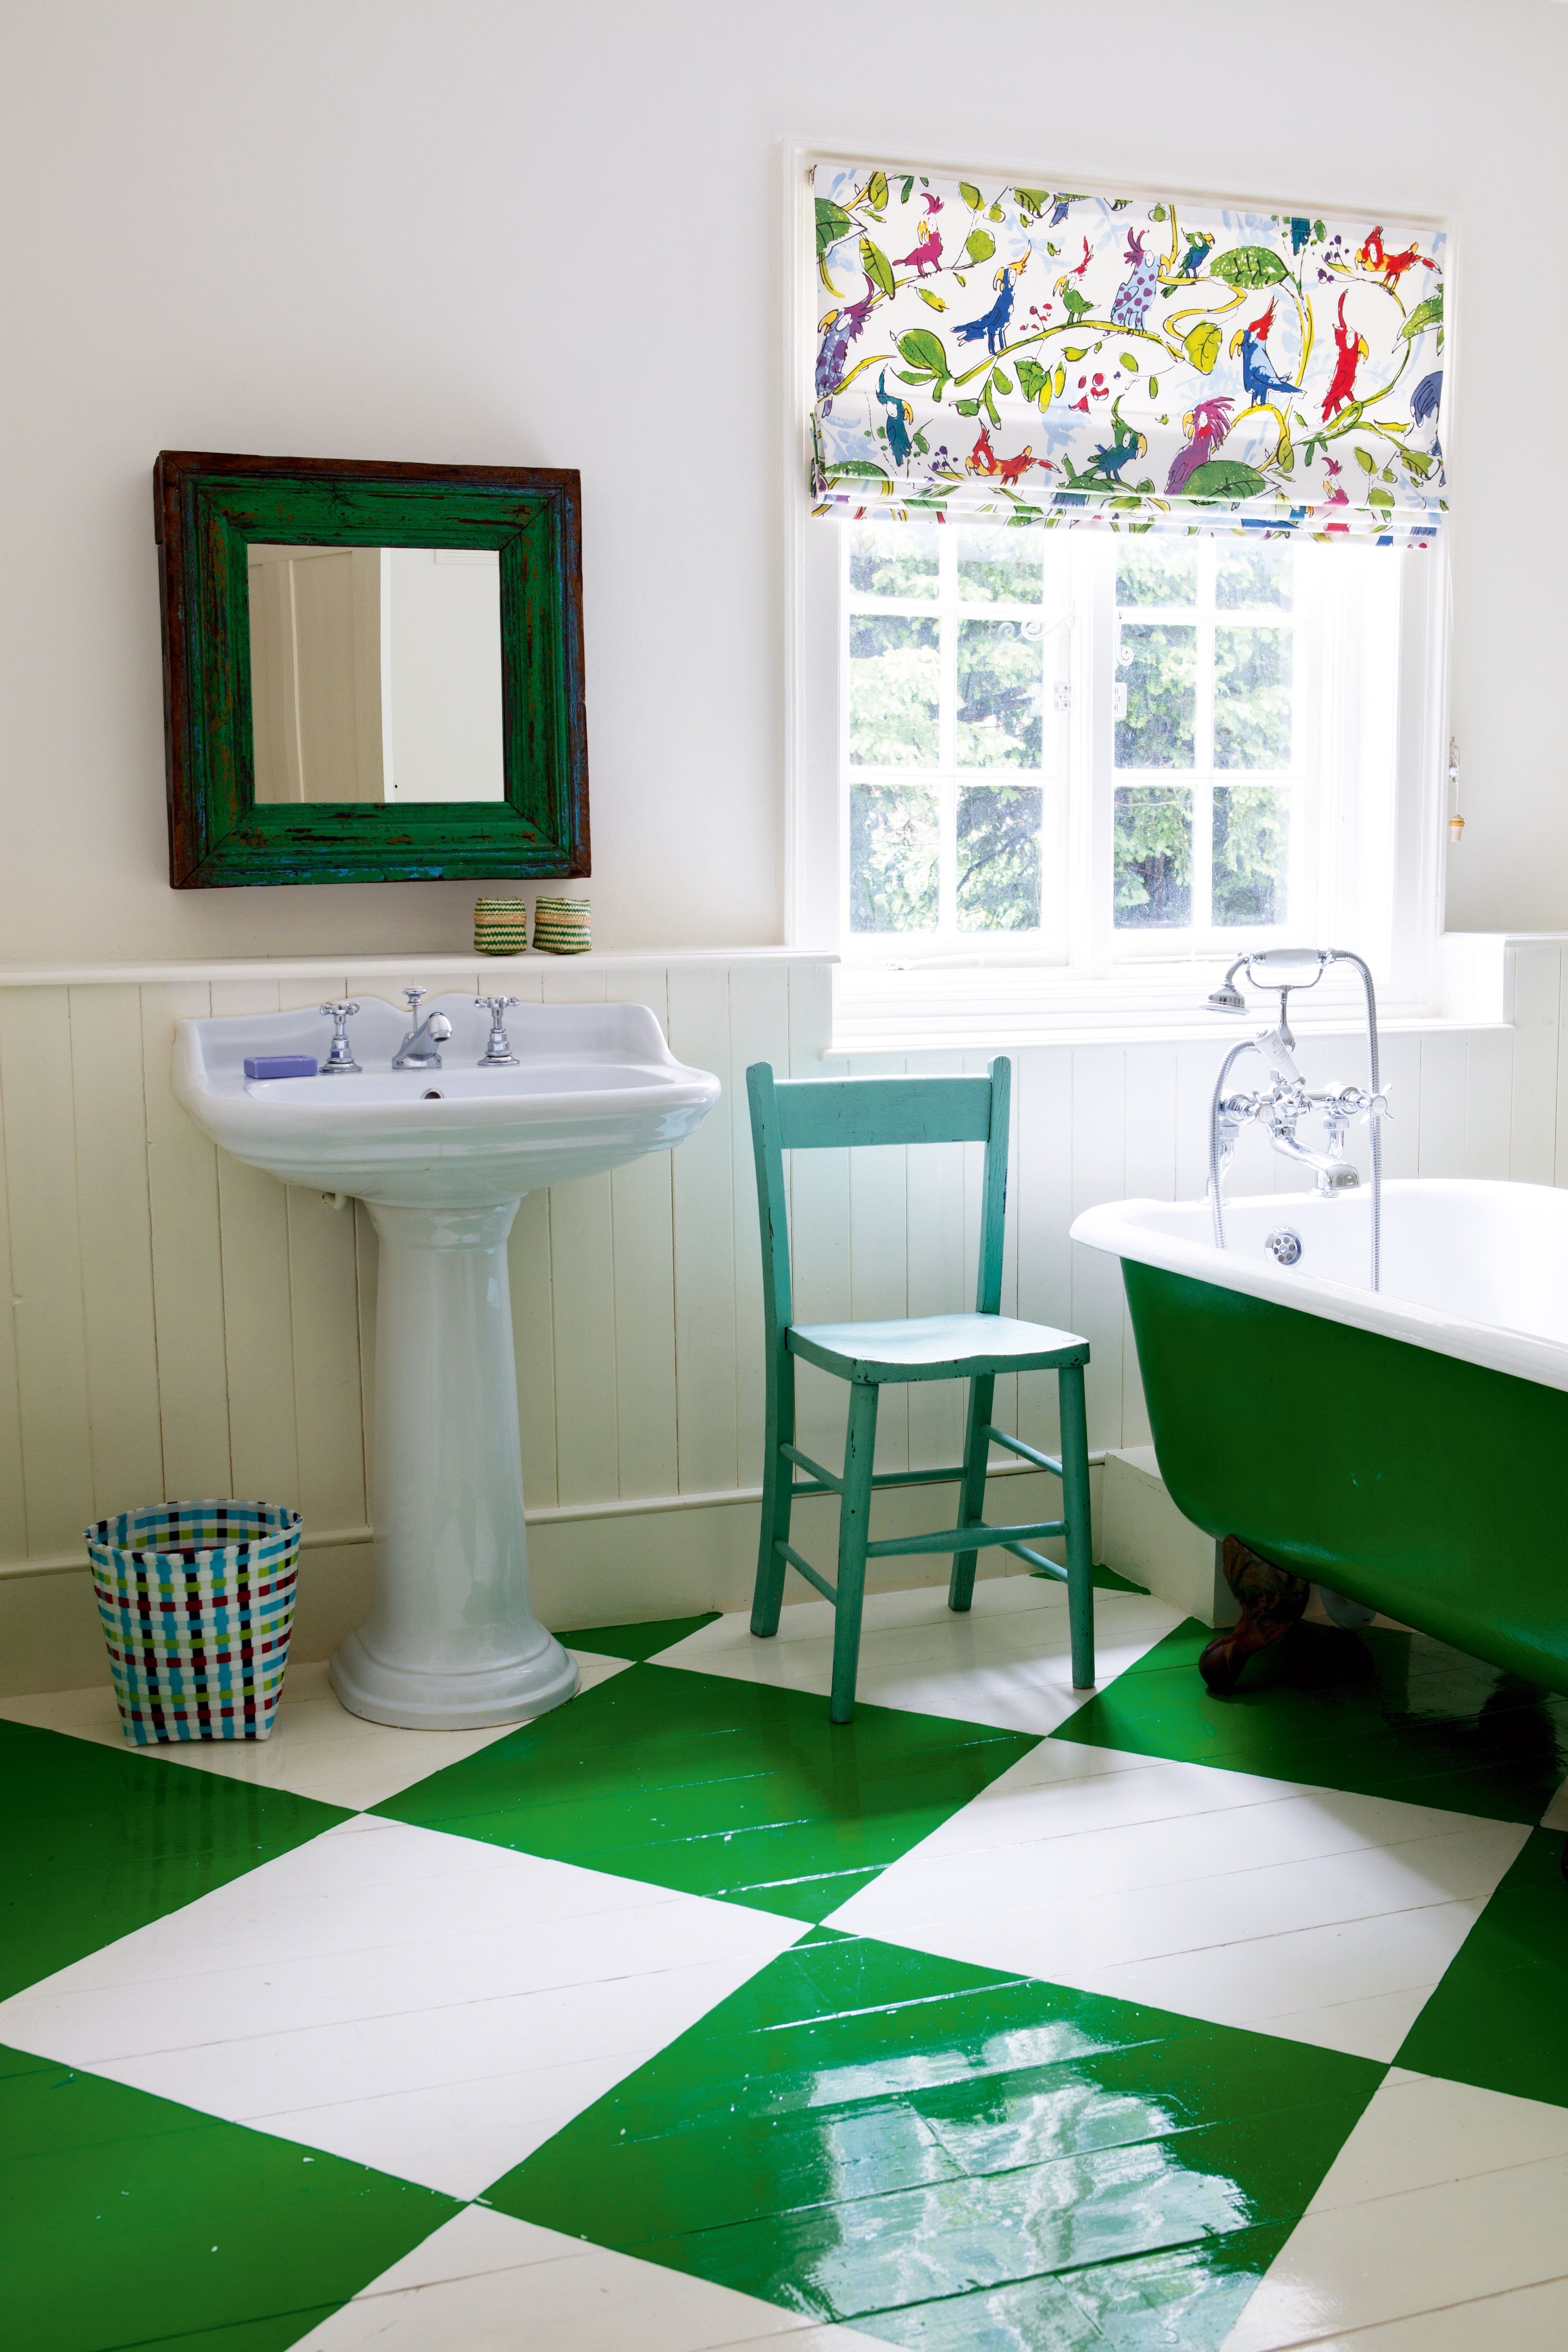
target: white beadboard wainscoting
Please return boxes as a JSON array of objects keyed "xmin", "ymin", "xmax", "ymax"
[{"xmin": 0, "ymin": 938, "xmax": 1562, "ymax": 1693}]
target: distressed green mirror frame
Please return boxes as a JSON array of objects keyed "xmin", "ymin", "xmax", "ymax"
[{"xmin": 154, "ymin": 450, "xmax": 590, "ymax": 889}]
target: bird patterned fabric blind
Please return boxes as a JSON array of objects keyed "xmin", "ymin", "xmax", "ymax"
[{"xmin": 810, "ymin": 163, "xmax": 1447, "ymax": 548}]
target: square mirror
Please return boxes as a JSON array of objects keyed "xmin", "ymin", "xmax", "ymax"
[{"xmin": 155, "ymin": 451, "xmax": 590, "ymax": 888}]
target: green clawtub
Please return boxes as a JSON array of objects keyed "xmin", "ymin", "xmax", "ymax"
[{"xmin": 1123, "ymin": 1257, "xmax": 1568, "ymax": 1698}]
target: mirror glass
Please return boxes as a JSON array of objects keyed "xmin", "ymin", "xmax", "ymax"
[{"xmin": 246, "ymin": 543, "xmax": 504, "ymax": 804}]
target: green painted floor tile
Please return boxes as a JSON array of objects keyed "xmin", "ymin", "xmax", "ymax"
[
  {"xmin": 1055, "ymin": 2227, "xmax": 1292, "ymax": 2349},
  {"xmin": 1053, "ymin": 1618, "xmax": 1568, "ymax": 1822},
  {"xmin": 487, "ymin": 1930, "xmax": 1382, "ymax": 2347},
  {"xmin": 0, "ymin": 2047, "xmax": 457, "ymax": 2352},
  {"xmin": 562, "ymin": 1610, "xmax": 722, "ymax": 1660},
  {"xmin": 117, "ymin": 2314, "xmax": 343, "ymax": 2351},
  {"xmin": 1396, "ymin": 1828, "xmax": 1568, "ymax": 2106},
  {"xmin": 374, "ymin": 1665, "xmax": 1035, "ymax": 1920},
  {"xmin": 0, "ymin": 1720, "xmax": 350, "ymax": 2000}
]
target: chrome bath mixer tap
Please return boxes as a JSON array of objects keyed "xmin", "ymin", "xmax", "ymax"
[{"xmin": 1204, "ymin": 948, "xmax": 1389, "ymax": 1289}]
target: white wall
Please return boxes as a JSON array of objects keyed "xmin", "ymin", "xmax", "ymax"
[{"xmin": 0, "ymin": 0, "xmax": 1563, "ymax": 964}]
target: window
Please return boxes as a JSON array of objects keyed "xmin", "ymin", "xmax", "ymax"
[
  {"xmin": 839, "ymin": 523, "xmax": 1333, "ymax": 966},
  {"xmin": 812, "ymin": 518, "xmax": 1435, "ymax": 1012},
  {"xmin": 787, "ymin": 152, "xmax": 1451, "ymax": 1027},
  {"xmin": 844, "ymin": 522, "xmax": 1069, "ymax": 952},
  {"xmin": 1109, "ymin": 536, "xmax": 1302, "ymax": 948}
]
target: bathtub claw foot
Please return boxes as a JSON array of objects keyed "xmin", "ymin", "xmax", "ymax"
[{"xmin": 1199, "ymin": 1536, "xmax": 1312, "ymax": 1696}]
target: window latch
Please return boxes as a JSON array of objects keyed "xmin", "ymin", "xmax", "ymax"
[{"xmin": 1053, "ymin": 683, "xmax": 1072, "ymax": 714}]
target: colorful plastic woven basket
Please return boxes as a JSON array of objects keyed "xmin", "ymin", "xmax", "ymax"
[
  {"xmin": 86, "ymin": 1500, "xmax": 303, "ymax": 1746},
  {"xmin": 531, "ymin": 896, "xmax": 591, "ymax": 954}
]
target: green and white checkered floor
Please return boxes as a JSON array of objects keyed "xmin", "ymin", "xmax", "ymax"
[{"xmin": 5, "ymin": 1571, "xmax": 1567, "ymax": 2350}]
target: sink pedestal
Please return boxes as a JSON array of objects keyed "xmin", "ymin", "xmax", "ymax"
[{"xmin": 329, "ymin": 1199, "xmax": 578, "ymax": 1730}]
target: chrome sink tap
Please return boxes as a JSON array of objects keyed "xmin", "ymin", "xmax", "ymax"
[
  {"xmin": 1203, "ymin": 948, "xmax": 1390, "ymax": 1287},
  {"xmin": 392, "ymin": 988, "xmax": 453, "ymax": 1070},
  {"xmin": 319, "ymin": 1001, "xmax": 362, "ymax": 1075},
  {"xmin": 476, "ymin": 996, "xmax": 521, "ymax": 1067}
]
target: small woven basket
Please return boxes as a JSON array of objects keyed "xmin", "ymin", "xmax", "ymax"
[
  {"xmin": 532, "ymin": 896, "xmax": 591, "ymax": 954},
  {"xmin": 475, "ymin": 897, "xmax": 529, "ymax": 956},
  {"xmin": 86, "ymin": 1501, "xmax": 303, "ymax": 1746}
]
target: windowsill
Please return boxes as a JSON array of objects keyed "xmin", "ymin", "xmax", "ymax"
[{"xmin": 826, "ymin": 951, "xmax": 1503, "ymax": 1057}]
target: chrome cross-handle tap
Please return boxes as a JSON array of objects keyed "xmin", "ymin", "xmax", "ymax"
[
  {"xmin": 392, "ymin": 988, "xmax": 452, "ymax": 1070},
  {"xmin": 476, "ymin": 996, "xmax": 520, "ymax": 1067},
  {"xmin": 318, "ymin": 1002, "xmax": 362, "ymax": 1074}
]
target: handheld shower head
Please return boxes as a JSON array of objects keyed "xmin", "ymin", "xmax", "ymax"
[{"xmin": 1206, "ymin": 956, "xmax": 1251, "ymax": 1015}]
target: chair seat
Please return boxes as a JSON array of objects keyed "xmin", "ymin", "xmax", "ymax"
[{"xmin": 788, "ymin": 1312, "xmax": 1088, "ymax": 1385}]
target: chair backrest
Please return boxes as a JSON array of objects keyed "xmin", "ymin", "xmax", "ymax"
[{"xmin": 746, "ymin": 1061, "xmax": 1012, "ymax": 1341}]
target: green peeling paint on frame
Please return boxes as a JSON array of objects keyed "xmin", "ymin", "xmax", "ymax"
[
  {"xmin": 153, "ymin": 451, "xmax": 591, "ymax": 889},
  {"xmin": 1120, "ymin": 1260, "xmax": 1568, "ymax": 1696}
]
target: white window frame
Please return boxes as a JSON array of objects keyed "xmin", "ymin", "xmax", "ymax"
[{"xmin": 782, "ymin": 141, "xmax": 1451, "ymax": 1031}]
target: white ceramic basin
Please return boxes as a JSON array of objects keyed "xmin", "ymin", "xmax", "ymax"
[
  {"xmin": 175, "ymin": 996, "xmax": 719, "ymax": 1208},
  {"xmin": 173, "ymin": 994, "xmax": 721, "ymax": 1733}
]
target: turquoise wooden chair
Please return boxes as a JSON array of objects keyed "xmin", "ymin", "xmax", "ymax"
[{"xmin": 747, "ymin": 1057, "xmax": 1095, "ymax": 1723}]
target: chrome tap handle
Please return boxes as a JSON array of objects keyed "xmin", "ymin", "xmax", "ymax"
[
  {"xmin": 317, "ymin": 1001, "xmax": 361, "ymax": 1075},
  {"xmin": 401, "ymin": 987, "xmax": 427, "ymax": 1021},
  {"xmin": 476, "ymin": 995, "xmax": 521, "ymax": 1068}
]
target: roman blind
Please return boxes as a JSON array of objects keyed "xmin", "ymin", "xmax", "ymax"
[{"xmin": 810, "ymin": 163, "xmax": 1447, "ymax": 547}]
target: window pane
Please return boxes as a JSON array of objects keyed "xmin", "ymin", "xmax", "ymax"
[
  {"xmin": 1114, "ymin": 787, "xmax": 1193, "ymax": 929},
  {"xmin": 849, "ymin": 784, "xmax": 939, "ymax": 932},
  {"xmin": 957, "ymin": 527, "xmax": 1044, "ymax": 605},
  {"xmin": 1213, "ymin": 786, "xmax": 1290, "ymax": 927},
  {"xmin": 1214, "ymin": 627, "xmax": 1293, "ymax": 770},
  {"xmin": 957, "ymin": 618, "xmax": 1044, "ymax": 768},
  {"xmin": 1116, "ymin": 625, "xmax": 1196, "ymax": 769},
  {"xmin": 848, "ymin": 615, "xmax": 940, "ymax": 767},
  {"xmin": 957, "ymin": 785, "xmax": 1042, "ymax": 932},
  {"xmin": 848, "ymin": 523, "xmax": 940, "ymax": 601},
  {"xmin": 1215, "ymin": 542, "xmax": 1293, "ymax": 610},
  {"xmin": 1115, "ymin": 543, "xmax": 1199, "ymax": 609}
]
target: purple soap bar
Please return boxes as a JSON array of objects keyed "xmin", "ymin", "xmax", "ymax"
[{"xmin": 245, "ymin": 1054, "xmax": 319, "ymax": 1080}]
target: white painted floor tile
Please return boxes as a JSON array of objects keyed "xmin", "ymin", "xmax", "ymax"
[
  {"xmin": 827, "ymin": 1760, "xmax": 1527, "ymax": 2061},
  {"xmin": 1299, "ymin": 2069, "xmax": 1568, "ymax": 2209},
  {"xmin": 1222, "ymin": 2074, "xmax": 1568, "ymax": 2349},
  {"xmin": 1282, "ymin": 2276, "xmax": 1568, "ymax": 2349},
  {"xmin": 290, "ymin": 2208, "xmax": 889, "ymax": 2350},
  {"xmin": 652, "ymin": 1581, "xmax": 1181, "ymax": 1733},
  {"xmin": 0, "ymin": 1818, "xmax": 804, "ymax": 2198},
  {"xmin": 0, "ymin": 1651, "xmax": 632, "ymax": 1810},
  {"xmin": 1540, "ymin": 1774, "xmax": 1568, "ymax": 1832}
]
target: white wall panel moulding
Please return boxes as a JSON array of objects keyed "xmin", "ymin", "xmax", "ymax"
[{"xmin": 0, "ymin": 948, "xmax": 838, "ymax": 992}]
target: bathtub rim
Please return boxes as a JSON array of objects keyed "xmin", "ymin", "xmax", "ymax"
[{"xmin": 1070, "ymin": 1176, "xmax": 1568, "ymax": 1398}]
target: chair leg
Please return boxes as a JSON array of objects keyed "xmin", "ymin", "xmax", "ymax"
[
  {"xmin": 947, "ymin": 1373, "xmax": 994, "ymax": 1614},
  {"xmin": 1058, "ymin": 1359, "xmax": 1095, "ymax": 1690},
  {"xmin": 750, "ymin": 1351, "xmax": 794, "ymax": 1638},
  {"xmin": 829, "ymin": 1382, "xmax": 879, "ymax": 1724}
]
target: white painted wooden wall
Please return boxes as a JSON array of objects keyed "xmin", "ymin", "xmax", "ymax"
[{"xmin": 0, "ymin": 939, "xmax": 1560, "ymax": 1687}]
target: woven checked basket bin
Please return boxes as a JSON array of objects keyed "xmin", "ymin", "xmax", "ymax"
[
  {"xmin": 474, "ymin": 896, "xmax": 529, "ymax": 955},
  {"xmin": 86, "ymin": 1500, "xmax": 303, "ymax": 1746},
  {"xmin": 531, "ymin": 896, "xmax": 591, "ymax": 953}
]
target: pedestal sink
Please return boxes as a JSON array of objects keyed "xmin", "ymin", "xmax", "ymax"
[{"xmin": 175, "ymin": 994, "xmax": 720, "ymax": 1729}]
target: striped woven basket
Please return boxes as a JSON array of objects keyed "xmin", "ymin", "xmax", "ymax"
[
  {"xmin": 475, "ymin": 897, "xmax": 529, "ymax": 956},
  {"xmin": 86, "ymin": 1501, "xmax": 303, "ymax": 1746},
  {"xmin": 531, "ymin": 896, "xmax": 591, "ymax": 954}
]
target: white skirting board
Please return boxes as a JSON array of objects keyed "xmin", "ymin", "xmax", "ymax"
[
  {"xmin": 1100, "ymin": 1447, "xmax": 1236, "ymax": 1627},
  {"xmin": 0, "ymin": 1463, "xmax": 1099, "ymax": 1697}
]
